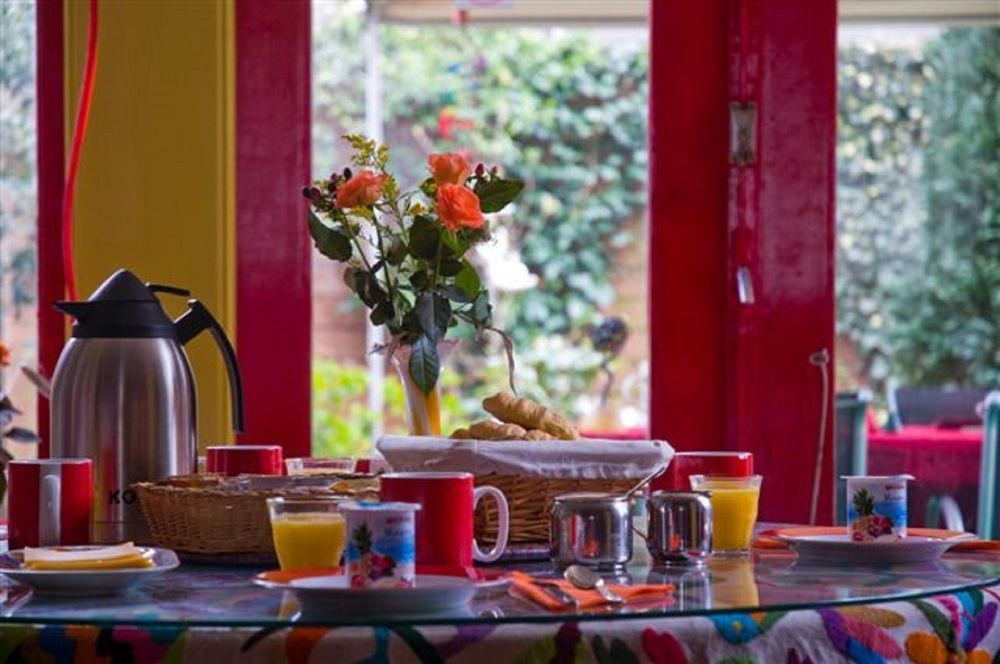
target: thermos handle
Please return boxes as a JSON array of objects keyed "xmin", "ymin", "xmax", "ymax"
[{"xmin": 174, "ymin": 300, "xmax": 246, "ymax": 434}]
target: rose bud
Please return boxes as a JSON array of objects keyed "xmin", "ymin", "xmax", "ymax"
[
  {"xmin": 343, "ymin": 167, "xmax": 353, "ymax": 180},
  {"xmin": 475, "ymin": 163, "xmax": 486, "ymax": 176}
]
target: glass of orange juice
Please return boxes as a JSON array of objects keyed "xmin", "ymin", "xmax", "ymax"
[
  {"xmin": 267, "ymin": 497, "xmax": 347, "ymax": 571},
  {"xmin": 689, "ymin": 475, "xmax": 762, "ymax": 555}
]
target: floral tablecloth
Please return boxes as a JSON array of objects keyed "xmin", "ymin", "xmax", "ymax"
[{"xmin": 2, "ymin": 584, "xmax": 998, "ymax": 663}]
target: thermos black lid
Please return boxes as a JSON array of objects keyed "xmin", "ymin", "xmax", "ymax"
[{"xmin": 55, "ymin": 269, "xmax": 185, "ymax": 338}]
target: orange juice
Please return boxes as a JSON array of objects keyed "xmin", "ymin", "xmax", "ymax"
[
  {"xmin": 690, "ymin": 475, "xmax": 762, "ymax": 553},
  {"xmin": 708, "ymin": 487, "xmax": 759, "ymax": 550},
  {"xmin": 270, "ymin": 513, "xmax": 346, "ymax": 570}
]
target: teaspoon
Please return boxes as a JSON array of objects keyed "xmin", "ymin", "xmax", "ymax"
[{"xmin": 563, "ymin": 564, "xmax": 624, "ymax": 604}]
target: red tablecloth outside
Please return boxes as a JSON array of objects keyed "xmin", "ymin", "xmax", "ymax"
[{"xmin": 868, "ymin": 425, "xmax": 983, "ymax": 528}]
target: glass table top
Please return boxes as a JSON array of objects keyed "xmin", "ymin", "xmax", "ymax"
[{"xmin": 1, "ymin": 552, "xmax": 998, "ymax": 628}]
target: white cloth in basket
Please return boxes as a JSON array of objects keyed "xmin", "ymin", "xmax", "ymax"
[{"xmin": 376, "ymin": 436, "xmax": 674, "ymax": 480}]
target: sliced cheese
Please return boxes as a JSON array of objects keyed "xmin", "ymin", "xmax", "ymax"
[
  {"xmin": 23, "ymin": 553, "xmax": 155, "ymax": 571},
  {"xmin": 22, "ymin": 542, "xmax": 154, "ymax": 570}
]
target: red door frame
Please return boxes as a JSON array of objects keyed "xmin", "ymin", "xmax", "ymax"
[
  {"xmin": 235, "ymin": 0, "xmax": 312, "ymax": 457},
  {"xmin": 649, "ymin": 0, "xmax": 836, "ymax": 523}
]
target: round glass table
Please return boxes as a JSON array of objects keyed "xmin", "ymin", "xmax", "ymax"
[{"xmin": 2, "ymin": 551, "xmax": 999, "ymax": 662}]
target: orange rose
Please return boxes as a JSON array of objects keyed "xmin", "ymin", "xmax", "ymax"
[
  {"xmin": 436, "ymin": 183, "xmax": 484, "ymax": 231},
  {"xmin": 0, "ymin": 340, "xmax": 10, "ymax": 366},
  {"xmin": 335, "ymin": 171, "xmax": 387, "ymax": 208},
  {"xmin": 427, "ymin": 152, "xmax": 471, "ymax": 186}
]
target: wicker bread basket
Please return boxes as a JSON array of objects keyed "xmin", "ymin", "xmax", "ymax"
[
  {"xmin": 473, "ymin": 475, "xmax": 634, "ymax": 544},
  {"xmin": 134, "ymin": 474, "xmax": 378, "ymax": 557},
  {"xmin": 378, "ymin": 436, "xmax": 673, "ymax": 546}
]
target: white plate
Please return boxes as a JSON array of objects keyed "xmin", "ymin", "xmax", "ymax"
[
  {"xmin": 0, "ymin": 547, "xmax": 179, "ymax": 596},
  {"xmin": 777, "ymin": 534, "xmax": 954, "ymax": 565},
  {"xmin": 286, "ymin": 574, "xmax": 479, "ymax": 617}
]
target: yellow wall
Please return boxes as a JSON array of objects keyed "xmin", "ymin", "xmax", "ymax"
[{"xmin": 64, "ymin": 0, "xmax": 235, "ymax": 446}]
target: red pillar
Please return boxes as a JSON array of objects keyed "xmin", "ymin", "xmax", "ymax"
[
  {"xmin": 648, "ymin": 1, "xmax": 731, "ymax": 455},
  {"xmin": 36, "ymin": 0, "xmax": 67, "ymax": 458},
  {"xmin": 235, "ymin": 0, "xmax": 312, "ymax": 456},
  {"xmin": 649, "ymin": 0, "xmax": 836, "ymax": 523}
]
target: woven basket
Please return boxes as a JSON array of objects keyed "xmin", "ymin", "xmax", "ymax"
[
  {"xmin": 134, "ymin": 475, "xmax": 377, "ymax": 556},
  {"xmin": 473, "ymin": 475, "xmax": 634, "ymax": 545}
]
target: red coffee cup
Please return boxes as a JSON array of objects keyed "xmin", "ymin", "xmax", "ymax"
[
  {"xmin": 8, "ymin": 459, "xmax": 93, "ymax": 549},
  {"xmin": 654, "ymin": 451, "xmax": 754, "ymax": 491},
  {"xmin": 205, "ymin": 445, "xmax": 283, "ymax": 476},
  {"xmin": 380, "ymin": 471, "xmax": 510, "ymax": 569}
]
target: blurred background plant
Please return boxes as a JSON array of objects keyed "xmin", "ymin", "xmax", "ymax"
[
  {"xmin": 0, "ymin": 341, "xmax": 39, "ymax": 503},
  {"xmin": 836, "ymin": 27, "xmax": 999, "ymax": 400}
]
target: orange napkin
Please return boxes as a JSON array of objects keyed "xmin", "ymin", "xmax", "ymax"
[
  {"xmin": 508, "ymin": 571, "xmax": 674, "ymax": 611},
  {"xmin": 753, "ymin": 526, "xmax": 1000, "ymax": 554}
]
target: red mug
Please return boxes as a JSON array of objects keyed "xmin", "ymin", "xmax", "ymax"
[
  {"xmin": 654, "ymin": 452, "xmax": 754, "ymax": 491},
  {"xmin": 8, "ymin": 459, "xmax": 93, "ymax": 549},
  {"xmin": 380, "ymin": 472, "xmax": 510, "ymax": 567},
  {"xmin": 205, "ymin": 445, "xmax": 283, "ymax": 476}
]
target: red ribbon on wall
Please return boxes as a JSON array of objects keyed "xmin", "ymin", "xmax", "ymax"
[{"xmin": 61, "ymin": 0, "xmax": 100, "ymax": 301}]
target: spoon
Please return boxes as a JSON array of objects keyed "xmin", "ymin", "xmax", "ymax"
[
  {"xmin": 563, "ymin": 565, "xmax": 624, "ymax": 604},
  {"xmin": 624, "ymin": 465, "xmax": 666, "ymax": 500}
]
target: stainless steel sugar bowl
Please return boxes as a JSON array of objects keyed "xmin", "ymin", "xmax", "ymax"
[
  {"xmin": 550, "ymin": 492, "xmax": 632, "ymax": 569},
  {"xmin": 646, "ymin": 490, "xmax": 713, "ymax": 566}
]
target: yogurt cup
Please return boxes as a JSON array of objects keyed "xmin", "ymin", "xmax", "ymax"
[
  {"xmin": 339, "ymin": 501, "xmax": 420, "ymax": 588},
  {"xmin": 842, "ymin": 475, "xmax": 915, "ymax": 542}
]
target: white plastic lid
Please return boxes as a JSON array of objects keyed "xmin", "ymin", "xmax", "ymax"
[{"xmin": 841, "ymin": 474, "xmax": 915, "ymax": 481}]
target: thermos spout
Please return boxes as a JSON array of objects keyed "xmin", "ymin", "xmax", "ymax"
[{"xmin": 53, "ymin": 301, "xmax": 93, "ymax": 321}]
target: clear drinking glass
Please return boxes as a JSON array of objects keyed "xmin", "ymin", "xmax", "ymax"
[
  {"xmin": 285, "ymin": 457, "xmax": 356, "ymax": 475},
  {"xmin": 266, "ymin": 497, "xmax": 346, "ymax": 571},
  {"xmin": 689, "ymin": 475, "xmax": 763, "ymax": 555}
]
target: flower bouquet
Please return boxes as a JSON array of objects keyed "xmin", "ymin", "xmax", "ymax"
[{"xmin": 304, "ymin": 135, "xmax": 523, "ymax": 435}]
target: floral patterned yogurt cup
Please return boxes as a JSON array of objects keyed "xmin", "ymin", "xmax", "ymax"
[
  {"xmin": 338, "ymin": 501, "xmax": 420, "ymax": 588},
  {"xmin": 843, "ymin": 475, "xmax": 915, "ymax": 542}
]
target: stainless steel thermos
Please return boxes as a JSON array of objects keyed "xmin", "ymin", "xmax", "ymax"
[{"xmin": 50, "ymin": 269, "xmax": 244, "ymax": 542}]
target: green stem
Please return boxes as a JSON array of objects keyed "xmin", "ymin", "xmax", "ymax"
[
  {"xmin": 342, "ymin": 218, "xmax": 374, "ymax": 274},
  {"xmin": 373, "ymin": 224, "xmax": 399, "ymax": 323},
  {"xmin": 429, "ymin": 233, "xmax": 445, "ymax": 289}
]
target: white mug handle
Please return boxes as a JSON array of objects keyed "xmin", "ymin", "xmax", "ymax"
[
  {"xmin": 40, "ymin": 474, "xmax": 61, "ymax": 546},
  {"xmin": 472, "ymin": 485, "xmax": 509, "ymax": 563}
]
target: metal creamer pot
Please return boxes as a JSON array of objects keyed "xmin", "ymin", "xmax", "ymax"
[{"xmin": 50, "ymin": 269, "xmax": 245, "ymax": 543}]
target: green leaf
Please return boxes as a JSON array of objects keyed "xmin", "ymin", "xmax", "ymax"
[
  {"xmin": 308, "ymin": 210, "xmax": 353, "ymax": 262},
  {"xmin": 415, "ymin": 292, "xmax": 451, "ymax": 341},
  {"xmin": 474, "ymin": 179, "xmax": 524, "ymax": 213},
  {"xmin": 407, "ymin": 334, "xmax": 440, "ymax": 395},
  {"xmin": 438, "ymin": 285, "xmax": 474, "ymax": 304},
  {"xmin": 409, "ymin": 271, "xmax": 430, "ymax": 290},
  {"xmin": 369, "ymin": 301, "xmax": 394, "ymax": 326},
  {"xmin": 3, "ymin": 427, "xmax": 38, "ymax": 443},
  {"xmin": 387, "ymin": 239, "xmax": 408, "ymax": 266},
  {"xmin": 419, "ymin": 177, "xmax": 437, "ymax": 199},
  {"xmin": 353, "ymin": 272, "xmax": 386, "ymax": 308},
  {"xmin": 409, "ymin": 215, "xmax": 441, "ymax": 260},
  {"xmin": 439, "ymin": 259, "xmax": 463, "ymax": 277},
  {"xmin": 441, "ymin": 231, "xmax": 470, "ymax": 259},
  {"xmin": 455, "ymin": 260, "xmax": 481, "ymax": 300},
  {"xmin": 472, "ymin": 290, "xmax": 492, "ymax": 324}
]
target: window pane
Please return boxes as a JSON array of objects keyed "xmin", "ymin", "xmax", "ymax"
[
  {"xmin": 312, "ymin": 2, "xmax": 650, "ymax": 455},
  {"xmin": 0, "ymin": 1, "xmax": 39, "ymax": 464}
]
